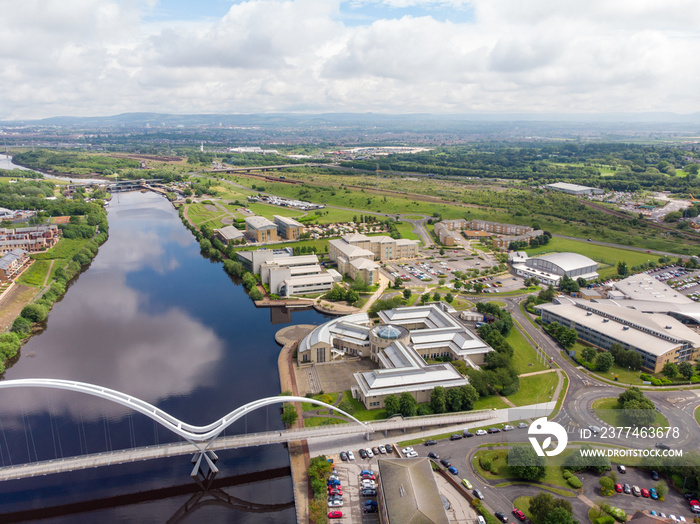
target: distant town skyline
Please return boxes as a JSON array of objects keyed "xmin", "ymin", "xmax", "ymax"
[{"xmin": 2, "ymin": 0, "xmax": 700, "ymax": 120}]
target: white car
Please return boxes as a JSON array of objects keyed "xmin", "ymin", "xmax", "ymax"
[
  {"xmin": 401, "ymin": 447, "xmax": 414, "ymax": 455},
  {"xmin": 503, "ymin": 424, "xmax": 514, "ymax": 431},
  {"xmin": 378, "ymin": 445, "xmax": 386, "ymax": 454},
  {"xmin": 347, "ymin": 451, "xmax": 355, "ymax": 461},
  {"xmin": 328, "ymin": 499, "xmax": 343, "ymax": 508},
  {"xmin": 517, "ymin": 422, "xmax": 528, "ymax": 429},
  {"xmin": 475, "ymin": 429, "xmax": 487, "ymax": 436},
  {"xmin": 407, "ymin": 451, "xmax": 418, "ymax": 457},
  {"xmin": 365, "ymin": 448, "xmax": 374, "ymax": 458}
]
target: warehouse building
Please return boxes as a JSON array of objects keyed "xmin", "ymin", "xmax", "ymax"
[
  {"xmin": 511, "ymin": 252, "xmax": 598, "ymax": 286},
  {"xmin": 546, "ymin": 182, "xmax": 604, "ymax": 196}
]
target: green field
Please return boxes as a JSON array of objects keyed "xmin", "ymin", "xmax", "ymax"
[
  {"xmin": 506, "ymin": 372, "xmax": 559, "ymax": 407},
  {"xmin": 592, "ymin": 397, "xmax": 669, "ymax": 428},
  {"xmin": 508, "ymin": 327, "xmax": 548, "ymax": 373},
  {"xmin": 472, "ymin": 395, "xmax": 510, "ymax": 410},
  {"xmin": 571, "ymin": 344, "xmax": 645, "ymax": 385},
  {"xmin": 16, "ymin": 260, "xmax": 51, "ymax": 287},
  {"xmin": 472, "ymin": 447, "xmax": 573, "ymax": 490},
  {"xmin": 394, "ymin": 222, "xmax": 420, "ymax": 241},
  {"xmin": 186, "ymin": 203, "xmax": 226, "ymax": 226},
  {"xmin": 526, "ymin": 237, "xmax": 662, "ymax": 279}
]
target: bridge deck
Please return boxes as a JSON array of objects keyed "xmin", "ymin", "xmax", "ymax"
[{"xmin": 0, "ymin": 411, "xmax": 495, "ymax": 481}]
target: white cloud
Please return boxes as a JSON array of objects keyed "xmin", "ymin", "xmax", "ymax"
[{"xmin": 0, "ymin": 0, "xmax": 699, "ymax": 118}]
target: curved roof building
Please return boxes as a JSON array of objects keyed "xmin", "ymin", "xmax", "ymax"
[{"xmin": 512, "ymin": 252, "xmax": 598, "ymax": 286}]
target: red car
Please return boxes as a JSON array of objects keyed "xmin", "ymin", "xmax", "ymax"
[
  {"xmin": 328, "ymin": 487, "xmax": 343, "ymax": 496},
  {"xmin": 690, "ymin": 500, "xmax": 700, "ymax": 507},
  {"xmin": 641, "ymin": 488, "xmax": 650, "ymax": 498},
  {"xmin": 615, "ymin": 483, "xmax": 623, "ymax": 493},
  {"xmin": 361, "ymin": 474, "xmax": 376, "ymax": 481},
  {"xmin": 512, "ymin": 508, "xmax": 526, "ymax": 521},
  {"xmin": 328, "ymin": 510, "xmax": 343, "ymax": 519}
]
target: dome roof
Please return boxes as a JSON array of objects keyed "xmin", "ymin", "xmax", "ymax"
[{"xmin": 375, "ymin": 325, "xmax": 404, "ymax": 340}]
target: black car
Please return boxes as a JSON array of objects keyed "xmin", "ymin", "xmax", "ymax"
[
  {"xmin": 385, "ymin": 444, "xmax": 393, "ymax": 453},
  {"xmin": 339, "ymin": 451, "xmax": 348, "ymax": 462},
  {"xmin": 363, "ymin": 506, "xmax": 378, "ymax": 514},
  {"xmin": 361, "ymin": 489, "xmax": 377, "ymax": 497},
  {"xmin": 685, "ymin": 492, "xmax": 698, "ymax": 500},
  {"xmin": 449, "ymin": 434, "xmax": 463, "ymax": 441},
  {"xmin": 427, "ymin": 452, "xmax": 439, "ymax": 460},
  {"xmin": 651, "ymin": 470, "xmax": 659, "ymax": 480},
  {"xmin": 425, "ymin": 439, "xmax": 437, "ymax": 446},
  {"xmin": 440, "ymin": 459, "xmax": 451, "ymax": 468},
  {"xmin": 656, "ymin": 442, "xmax": 670, "ymax": 450},
  {"xmin": 463, "ymin": 431, "xmax": 474, "ymax": 438},
  {"xmin": 487, "ymin": 427, "xmax": 500, "ymax": 434},
  {"xmin": 359, "ymin": 448, "xmax": 367, "ymax": 459},
  {"xmin": 495, "ymin": 511, "xmax": 508, "ymax": 523}
]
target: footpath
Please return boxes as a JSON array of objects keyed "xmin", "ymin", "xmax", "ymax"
[{"xmin": 276, "ymin": 324, "xmax": 316, "ymax": 524}]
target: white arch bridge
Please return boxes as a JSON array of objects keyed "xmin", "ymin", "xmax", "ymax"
[{"xmin": 0, "ymin": 378, "xmax": 495, "ymax": 481}]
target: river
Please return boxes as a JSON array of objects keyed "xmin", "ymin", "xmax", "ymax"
[{"xmin": 0, "ymin": 191, "xmax": 326, "ymax": 522}]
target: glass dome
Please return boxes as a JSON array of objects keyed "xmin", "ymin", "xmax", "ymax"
[{"xmin": 375, "ymin": 325, "xmax": 403, "ymax": 340}]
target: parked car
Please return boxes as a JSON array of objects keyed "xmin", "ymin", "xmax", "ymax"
[
  {"xmin": 650, "ymin": 488, "xmax": 658, "ymax": 500},
  {"xmin": 448, "ymin": 466, "xmax": 459, "ymax": 475},
  {"xmin": 656, "ymin": 443, "xmax": 670, "ymax": 450},
  {"xmin": 475, "ymin": 429, "xmax": 487, "ymax": 436},
  {"xmin": 378, "ymin": 445, "xmax": 386, "ymax": 454},
  {"xmin": 517, "ymin": 422, "xmax": 529, "ymax": 429},
  {"xmin": 477, "ymin": 517, "xmax": 486, "ymax": 524},
  {"xmin": 428, "ymin": 452, "xmax": 439, "ymax": 459},
  {"xmin": 360, "ymin": 469, "xmax": 374, "ymax": 476},
  {"xmin": 401, "ymin": 447, "xmax": 414, "ymax": 455},
  {"xmin": 449, "ymin": 434, "xmax": 463, "ymax": 441},
  {"xmin": 513, "ymin": 508, "xmax": 526, "ymax": 521},
  {"xmin": 473, "ymin": 488, "xmax": 484, "ymax": 500},
  {"xmin": 617, "ymin": 465, "xmax": 626, "ymax": 474},
  {"xmin": 347, "ymin": 450, "xmax": 355, "ymax": 461},
  {"xmin": 328, "ymin": 510, "xmax": 343, "ymax": 519},
  {"xmin": 632, "ymin": 485, "xmax": 641, "ymax": 497},
  {"xmin": 425, "ymin": 439, "xmax": 437, "ymax": 446},
  {"xmin": 651, "ymin": 470, "xmax": 659, "ymax": 480},
  {"xmin": 495, "ymin": 511, "xmax": 508, "ymax": 523},
  {"xmin": 364, "ymin": 500, "xmax": 378, "ymax": 507},
  {"xmin": 327, "ymin": 499, "xmax": 343, "ymax": 508},
  {"xmin": 361, "ymin": 489, "xmax": 377, "ymax": 497},
  {"xmin": 361, "ymin": 474, "xmax": 376, "ymax": 481},
  {"xmin": 487, "ymin": 427, "xmax": 500, "ymax": 434},
  {"xmin": 463, "ymin": 431, "xmax": 475, "ymax": 438},
  {"xmin": 339, "ymin": 451, "xmax": 347, "ymax": 461},
  {"xmin": 641, "ymin": 488, "xmax": 650, "ymax": 498},
  {"xmin": 385, "ymin": 444, "xmax": 393, "ymax": 453},
  {"xmin": 406, "ymin": 450, "xmax": 418, "ymax": 457},
  {"xmin": 366, "ymin": 448, "xmax": 374, "ymax": 458},
  {"xmin": 503, "ymin": 424, "xmax": 514, "ymax": 431},
  {"xmin": 623, "ymin": 484, "xmax": 631, "ymax": 494},
  {"xmin": 615, "ymin": 483, "xmax": 623, "ymax": 493},
  {"xmin": 372, "ymin": 447, "xmax": 379, "ymax": 456},
  {"xmin": 363, "ymin": 506, "xmax": 378, "ymax": 514},
  {"xmin": 440, "ymin": 459, "xmax": 451, "ymax": 468},
  {"xmin": 359, "ymin": 448, "xmax": 367, "ymax": 459}
]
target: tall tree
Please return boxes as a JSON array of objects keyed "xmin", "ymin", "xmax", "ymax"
[{"xmin": 430, "ymin": 387, "xmax": 447, "ymax": 414}]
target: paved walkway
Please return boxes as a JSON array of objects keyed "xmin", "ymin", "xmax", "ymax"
[
  {"xmin": 360, "ymin": 273, "xmax": 391, "ymax": 312},
  {"xmin": 519, "ymin": 369, "xmax": 558, "ymax": 378}
]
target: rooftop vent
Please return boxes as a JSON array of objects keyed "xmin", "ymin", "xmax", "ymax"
[
  {"xmin": 586, "ymin": 312, "xmax": 592, "ymax": 316},
  {"xmin": 623, "ymin": 326, "xmax": 630, "ymax": 330},
  {"xmin": 603, "ymin": 319, "xmax": 609, "ymax": 323},
  {"xmin": 666, "ymin": 326, "xmax": 672, "ymax": 330}
]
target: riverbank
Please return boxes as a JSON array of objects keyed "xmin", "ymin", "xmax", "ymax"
[{"xmin": 276, "ymin": 324, "xmax": 316, "ymax": 524}]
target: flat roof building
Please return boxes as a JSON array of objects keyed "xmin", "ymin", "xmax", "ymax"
[
  {"xmin": 214, "ymin": 225, "xmax": 245, "ymax": 243},
  {"xmin": 536, "ymin": 297, "xmax": 700, "ymax": 373},
  {"xmin": 244, "ymin": 216, "xmax": 278, "ymax": 243},
  {"xmin": 274, "ymin": 215, "xmax": 304, "ymax": 240},
  {"xmin": 547, "ymin": 182, "xmax": 604, "ymax": 195}
]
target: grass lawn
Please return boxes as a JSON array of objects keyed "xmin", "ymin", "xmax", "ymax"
[
  {"xmin": 472, "ymin": 448, "xmax": 574, "ymax": 490},
  {"xmin": 507, "ymin": 372, "xmax": 559, "ymax": 407},
  {"xmin": 244, "ymin": 201, "xmax": 306, "ymax": 220},
  {"xmin": 487, "ymin": 300, "xmax": 506, "ymax": 307},
  {"xmin": 571, "ymin": 344, "xmax": 645, "ymax": 386},
  {"xmin": 526, "ymin": 237, "xmax": 662, "ymax": 279},
  {"xmin": 592, "ymin": 397, "xmax": 669, "ymax": 428},
  {"xmin": 31, "ymin": 238, "xmax": 89, "ymax": 261},
  {"xmin": 339, "ymin": 391, "xmax": 387, "ymax": 422},
  {"xmin": 472, "ymin": 395, "xmax": 510, "ymax": 410},
  {"xmin": 508, "ymin": 327, "xmax": 548, "ymax": 374},
  {"xmin": 394, "ymin": 222, "xmax": 421, "ymax": 241},
  {"xmin": 301, "ymin": 392, "xmax": 339, "ymax": 412},
  {"xmin": 186, "ymin": 203, "xmax": 224, "ymax": 225},
  {"xmin": 16, "ymin": 260, "xmax": 50, "ymax": 287},
  {"xmin": 695, "ymin": 406, "xmax": 700, "ymax": 427}
]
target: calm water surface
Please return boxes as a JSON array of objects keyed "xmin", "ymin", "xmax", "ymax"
[{"xmin": 0, "ymin": 191, "xmax": 325, "ymax": 522}]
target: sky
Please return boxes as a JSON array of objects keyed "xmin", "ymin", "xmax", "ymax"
[{"xmin": 1, "ymin": 0, "xmax": 700, "ymax": 120}]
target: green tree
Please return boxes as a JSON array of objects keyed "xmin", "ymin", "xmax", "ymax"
[
  {"xmin": 445, "ymin": 387, "xmax": 464, "ymax": 412},
  {"xmin": 398, "ymin": 392, "xmax": 418, "ymax": 417},
  {"xmin": 595, "ymin": 352, "xmax": 614, "ymax": 372},
  {"xmin": 679, "ymin": 361, "xmax": 694, "ymax": 381},
  {"xmin": 337, "ymin": 400, "xmax": 356, "ymax": 416},
  {"xmin": 281, "ymin": 403, "xmax": 298, "ymax": 427},
  {"xmin": 541, "ymin": 507, "xmax": 575, "ymax": 524},
  {"xmin": 394, "ymin": 276, "xmax": 402, "ymax": 288},
  {"xmin": 248, "ymin": 288, "xmax": 263, "ymax": 301},
  {"xmin": 529, "ymin": 492, "xmax": 574, "ymax": 523},
  {"xmin": 655, "ymin": 481, "xmax": 668, "ymax": 500},
  {"xmin": 599, "ymin": 476, "xmax": 615, "ymax": 495},
  {"xmin": 384, "ymin": 394, "xmax": 400, "ymax": 416},
  {"xmin": 459, "ymin": 384, "xmax": 479, "ymax": 410},
  {"xmin": 445, "ymin": 292, "xmax": 454, "ymax": 303},
  {"xmin": 581, "ymin": 347, "xmax": 597, "ymax": 363},
  {"xmin": 617, "ymin": 260, "xmax": 629, "ymax": 277},
  {"xmin": 11, "ymin": 316, "xmax": 32, "ymax": 335},
  {"xmin": 420, "ymin": 293, "xmax": 430, "ymax": 304},
  {"xmin": 430, "ymin": 386, "xmax": 447, "ymax": 414},
  {"xmin": 403, "ymin": 288, "xmax": 412, "ymax": 300},
  {"xmin": 662, "ymin": 361, "xmax": 679, "ymax": 379},
  {"xmin": 21, "ymin": 304, "xmax": 48, "ymax": 323},
  {"xmin": 432, "ymin": 291, "xmax": 441, "ymax": 302},
  {"xmin": 506, "ymin": 445, "xmax": 546, "ymax": 480},
  {"xmin": 474, "ymin": 282, "xmax": 484, "ymax": 293}
]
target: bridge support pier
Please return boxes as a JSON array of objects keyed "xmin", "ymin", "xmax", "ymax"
[
  {"xmin": 383, "ymin": 430, "xmax": 388, "ymax": 437},
  {"xmin": 365, "ymin": 432, "xmax": 370, "ymax": 441}
]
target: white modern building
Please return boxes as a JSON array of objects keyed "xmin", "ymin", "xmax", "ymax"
[
  {"xmin": 512, "ymin": 252, "xmax": 598, "ymax": 286},
  {"xmin": 297, "ymin": 304, "xmax": 493, "ymax": 408},
  {"xmin": 547, "ymin": 182, "xmax": 604, "ymax": 196}
]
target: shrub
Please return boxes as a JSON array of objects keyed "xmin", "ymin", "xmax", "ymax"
[
  {"xmin": 567, "ymin": 476, "xmax": 583, "ymax": 488},
  {"xmin": 605, "ymin": 506, "xmax": 627, "ymax": 522},
  {"xmin": 595, "ymin": 517, "xmax": 615, "ymax": 524},
  {"xmin": 562, "ymin": 470, "xmax": 573, "ymax": 479}
]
